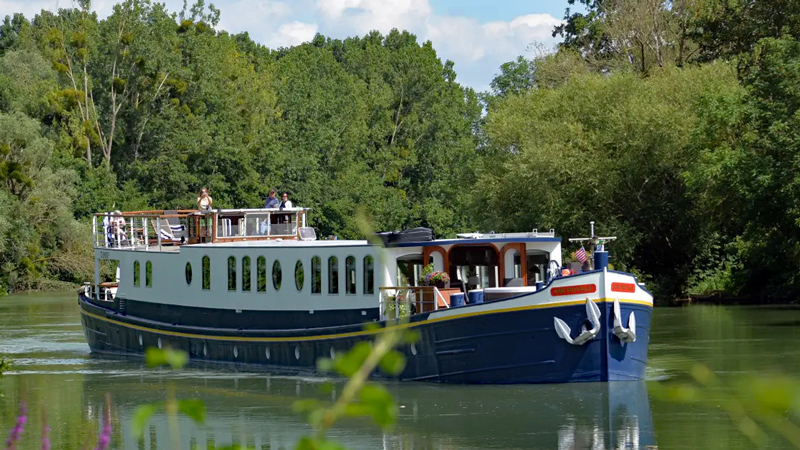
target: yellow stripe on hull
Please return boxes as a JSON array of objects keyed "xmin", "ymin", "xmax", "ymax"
[{"xmin": 80, "ymin": 297, "xmax": 652, "ymax": 343}]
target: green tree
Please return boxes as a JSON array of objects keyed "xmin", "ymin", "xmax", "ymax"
[{"xmin": 479, "ymin": 63, "xmax": 743, "ymax": 299}]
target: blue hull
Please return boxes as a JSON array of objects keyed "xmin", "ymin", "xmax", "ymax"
[{"xmin": 79, "ymin": 294, "xmax": 651, "ymax": 384}]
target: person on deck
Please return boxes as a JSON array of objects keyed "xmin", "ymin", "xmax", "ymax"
[
  {"xmin": 197, "ymin": 187, "xmax": 213, "ymax": 210},
  {"xmin": 278, "ymin": 192, "xmax": 293, "ymax": 225},
  {"xmin": 264, "ymin": 189, "xmax": 279, "ymax": 209},
  {"xmin": 279, "ymin": 192, "xmax": 293, "ymax": 209}
]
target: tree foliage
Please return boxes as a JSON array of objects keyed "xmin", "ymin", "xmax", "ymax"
[{"xmin": 1, "ymin": 0, "xmax": 800, "ymax": 300}]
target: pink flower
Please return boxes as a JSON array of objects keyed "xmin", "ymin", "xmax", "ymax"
[
  {"xmin": 5, "ymin": 402, "xmax": 27, "ymax": 450},
  {"xmin": 94, "ymin": 408, "xmax": 112, "ymax": 450}
]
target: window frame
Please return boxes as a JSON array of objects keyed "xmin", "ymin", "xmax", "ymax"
[
  {"xmin": 257, "ymin": 256, "xmax": 267, "ymax": 292},
  {"xmin": 228, "ymin": 256, "xmax": 237, "ymax": 291},
  {"xmin": 311, "ymin": 256, "xmax": 322, "ymax": 294},
  {"xmin": 328, "ymin": 256, "xmax": 339, "ymax": 294},
  {"xmin": 202, "ymin": 255, "xmax": 211, "ymax": 290},
  {"xmin": 242, "ymin": 256, "xmax": 251, "ymax": 292},
  {"xmin": 345, "ymin": 255, "xmax": 356, "ymax": 295},
  {"xmin": 363, "ymin": 255, "xmax": 374, "ymax": 295},
  {"xmin": 272, "ymin": 260, "xmax": 282, "ymax": 291},
  {"xmin": 145, "ymin": 261, "xmax": 153, "ymax": 287}
]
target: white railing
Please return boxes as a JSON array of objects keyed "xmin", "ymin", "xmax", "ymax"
[
  {"xmin": 215, "ymin": 209, "xmax": 300, "ymax": 239},
  {"xmin": 93, "ymin": 213, "xmax": 192, "ymax": 250}
]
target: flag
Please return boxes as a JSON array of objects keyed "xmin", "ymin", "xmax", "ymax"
[{"xmin": 575, "ymin": 246, "xmax": 587, "ymax": 263}]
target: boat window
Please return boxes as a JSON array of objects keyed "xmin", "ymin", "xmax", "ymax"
[
  {"xmin": 363, "ymin": 255, "xmax": 374, "ymax": 295},
  {"xmin": 273, "ymin": 260, "xmax": 282, "ymax": 291},
  {"xmin": 228, "ymin": 256, "xmax": 237, "ymax": 291},
  {"xmin": 257, "ymin": 256, "xmax": 267, "ymax": 292},
  {"xmin": 133, "ymin": 261, "xmax": 140, "ymax": 287},
  {"xmin": 185, "ymin": 262, "xmax": 192, "ymax": 285},
  {"xmin": 346, "ymin": 256, "xmax": 356, "ymax": 294},
  {"xmin": 242, "ymin": 256, "xmax": 251, "ymax": 292},
  {"xmin": 311, "ymin": 256, "xmax": 321, "ymax": 294},
  {"xmin": 526, "ymin": 251, "xmax": 549, "ymax": 285},
  {"xmin": 295, "ymin": 260, "xmax": 304, "ymax": 292},
  {"xmin": 396, "ymin": 254, "xmax": 423, "ymax": 286},
  {"xmin": 146, "ymin": 261, "xmax": 153, "ymax": 287},
  {"xmin": 451, "ymin": 245, "xmax": 498, "ymax": 289},
  {"xmin": 202, "ymin": 256, "xmax": 210, "ymax": 290},
  {"xmin": 328, "ymin": 256, "xmax": 339, "ymax": 294}
]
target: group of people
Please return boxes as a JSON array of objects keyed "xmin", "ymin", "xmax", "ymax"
[
  {"xmin": 263, "ymin": 190, "xmax": 292, "ymax": 209},
  {"xmin": 103, "ymin": 210, "xmax": 128, "ymax": 247},
  {"xmin": 195, "ymin": 188, "xmax": 293, "ymax": 210}
]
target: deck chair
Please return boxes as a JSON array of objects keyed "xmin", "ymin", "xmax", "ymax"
[
  {"xmin": 152, "ymin": 215, "xmax": 183, "ymax": 244},
  {"xmin": 163, "ymin": 210, "xmax": 187, "ymax": 243}
]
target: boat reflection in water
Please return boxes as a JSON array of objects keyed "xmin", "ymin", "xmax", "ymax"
[{"xmin": 81, "ymin": 368, "xmax": 656, "ymax": 450}]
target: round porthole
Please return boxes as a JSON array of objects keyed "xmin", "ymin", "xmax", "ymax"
[
  {"xmin": 138, "ymin": 335, "xmax": 143, "ymax": 346},
  {"xmin": 233, "ymin": 346, "xmax": 238, "ymax": 358},
  {"xmin": 330, "ymin": 347, "xmax": 336, "ymax": 359},
  {"xmin": 265, "ymin": 347, "xmax": 271, "ymax": 360},
  {"xmin": 410, "ymin": 343, "xmax": 417, "ymax": 356},
  {"xmin": 294, "ymin": 346, "xmax": 300, "ymax": 360},
  {"xmin": 158, "ymin": 337, "xmax": 162, "ymax": 349},
  {"xmin": 185, "ymin": 262, "xmax": 192, "ymax": 285}
]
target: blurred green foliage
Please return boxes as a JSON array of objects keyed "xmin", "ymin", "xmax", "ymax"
[
  {"xmin": 293, "ymin": 324, "xmax": 419, "ymax": 450},
  {"xmin": 653, "ymin": 364, "xmax": 800, "ymax": 448}
]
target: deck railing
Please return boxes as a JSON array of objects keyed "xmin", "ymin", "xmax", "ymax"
[
  {"xmin": 92, "ymin": 208, "xmax": 310, "ymax": 250},
  {"xmin": 92, "ymin": 211, "xmax": 197, "ymax": 250},
  {"xmin": 379, "ymin": 286, "xmax": 449, "ymax": 321}
]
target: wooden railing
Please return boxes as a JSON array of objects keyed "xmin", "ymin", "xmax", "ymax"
[{"xmin": 379, "ymin": 286, "xmax": 450, "ymax": 320}]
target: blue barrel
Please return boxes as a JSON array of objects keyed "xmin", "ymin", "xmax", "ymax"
[
  {"xmin": 594, "ymin": 251, "xmax": 609, "ymax": 270},
  {"xmin": 535, "ymin": 281, "xmax": 543, "ymax": 291},
  {"xmin": 467, "ymin": 290, "xmax": 484, "ymax": 305},
  {"xmin": 450, "ymin": 293, "xmax": 465, "ymax": 307}
]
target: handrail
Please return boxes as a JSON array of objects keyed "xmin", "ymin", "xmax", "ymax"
[{"xmin": 378, "ymin": 286, "xmax": 452, "ymax": 320}]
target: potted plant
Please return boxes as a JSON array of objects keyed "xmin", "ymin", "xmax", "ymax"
[{"xmin": 422, "ymin": 270, "xmax": 451, "ymax": 289}]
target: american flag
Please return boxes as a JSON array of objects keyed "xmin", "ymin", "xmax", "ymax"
[{"xmin": 575, "ymin": 246, "xmax": 587, "ymax": 263}]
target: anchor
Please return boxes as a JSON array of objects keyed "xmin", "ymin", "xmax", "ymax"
[
  {"xmin": 613, "ymin": 298, "xmax": 637, "ymax": 343},
  {"xmin": 554, "ymin": 298, "xmax": 601, "ymax": 345}
]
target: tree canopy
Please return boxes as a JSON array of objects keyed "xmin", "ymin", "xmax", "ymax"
[{"xmin": 1, "ymin": 0, "xmax": 799, "ymax": 301}]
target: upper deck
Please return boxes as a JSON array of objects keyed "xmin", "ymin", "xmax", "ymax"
[{"xmin": 94, "ymin": 208, "xmax": 315, "ymax": 251}]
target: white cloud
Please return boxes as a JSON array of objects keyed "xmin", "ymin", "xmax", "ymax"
[
  {"xmin": 315, "ymin": 0, "xmax": 431, "ymax": 35},
  {"xmin": 0, "ymin": 0, "xmax": 562, "ymax": 90},
  {"xmin": 269, "ymin": 21, "xmax": 317, "ymax": 47},
  {"xmin": 311, "ymin": 0, "xmax": 561, "ymax": 90},
  {"xmin": 216, "ymin": 0, "xmax": 292, "ymax": 36}
]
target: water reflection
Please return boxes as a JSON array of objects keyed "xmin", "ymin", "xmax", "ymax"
[
  {"xmin": 0, "ymin": 291, "xmax": 657, "ymax": 450},
  {"xmin": 72, "ymin": 368, "xmax": 655, "ymax": 450}
]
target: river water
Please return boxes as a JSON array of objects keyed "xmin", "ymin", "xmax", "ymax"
[{"xmin": 1, "ymin": 292, "xmax": 799, "ymax": 450}]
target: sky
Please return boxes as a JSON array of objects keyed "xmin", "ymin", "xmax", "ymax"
[{"xmin": 0, "ymin": 0, "xmax": 572, "ymax": 91}]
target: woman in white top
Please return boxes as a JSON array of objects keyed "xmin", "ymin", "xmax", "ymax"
[{"xmin": 279, "ymin": 192, "xmax": 292, "ymax": 209}]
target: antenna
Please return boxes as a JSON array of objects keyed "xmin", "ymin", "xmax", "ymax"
[{"xmin": 568, "ymin": 221, "xmax": 617, "ymax": 244}]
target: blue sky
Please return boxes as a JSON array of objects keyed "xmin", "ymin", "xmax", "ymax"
[{"xmin": 0, "ymin": 0, "xmax": 572, "ymax": 91}]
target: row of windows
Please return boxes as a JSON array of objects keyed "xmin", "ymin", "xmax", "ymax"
[
  {"xmin": 185, "ymin": 255, "xmax": 375, "ymax": 295},
  {"xmin": 133, "ymin": 261, "xmax": 153, "ymax": 287}
]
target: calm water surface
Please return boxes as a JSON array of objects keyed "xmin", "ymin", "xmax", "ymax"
[{"xmin": 1, "ymin": 292, "xmax": 800, "ymax": 449}]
